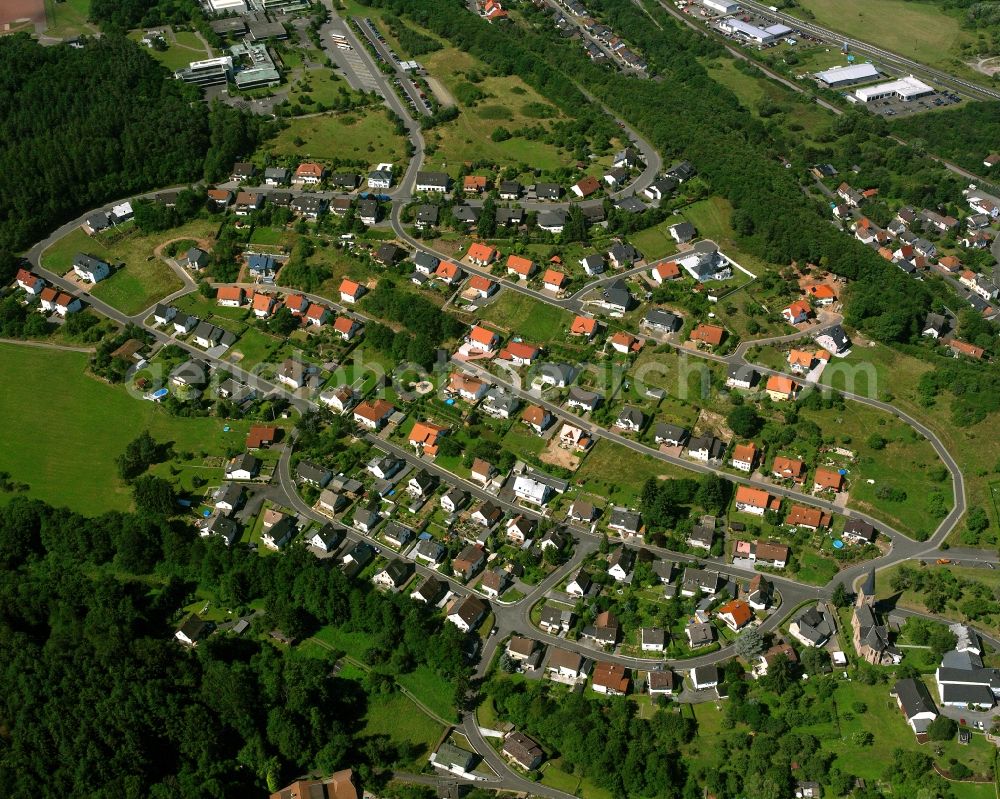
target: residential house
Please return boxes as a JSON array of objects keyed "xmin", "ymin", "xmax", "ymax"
[
  {"xmin": 216, "ymin": 285, "xmax": 245, "ymax": 307},
  {"xmin": 499, "ymin": 341, "xmax": 541, "ymax": 366},
  {"xmin": 786, "ymin": 505, "xmax": 831, "ymax": 531},
  {"xmin": 333, "ymin": 316, "xmax": 362, "ymax": 341},
  {"xmin": 499, "ymin": 180, "xmax": 522, "ymax": 200},
  {"xmin": 726, "ymin": 364, "xmax": 760, "ymax": 390},
  {"xmin": 339, "ymin": 279, "xmax": 365, "ymax": 304},
  {"xmin": 449, "ymin": 372, "xmax": 487, "ymax": 402},
  {"xmin": 373, "ymin": 559, "xmax": 414, "ymax": 591},
  {"xmin": 655, "ymin": 423, "xmax": 689, "ymax": 447},
  {"xmin": 581, "ymin": 610, "xmax": 620, "ymax": 648},
  {"xmin": 296, "ymin": 461, "xmax": 331, "ymax": 487},
  {"xmin": 650, "ymin": 260, "xmax": 681, "ymax": 284},
  {"xmin": 592, "ymin": 662, "xmax": 630, "ymax": 695},
  {"xmin": 406, "ymin": 470, "xmax": 438, "ymax": 499},
  {"xmin": 269, "ymin": 770, "xmax": 360, "ymax": 799},
  {"xmin": 521, "ymin": 404, "xmax": 552, "ymax": 435},
  {"xmin": 691, "ymin": 666, "xmax": 720, "ymax": 691},
  {"xmin": 382, "ymin": 521, "xmax": 414, "ymax": 548},
  {"xmin": 686, "ymin": 622, "xmax": 715, "ymax": 648},
  {"xmin": 607, "ymin": 547, "xmax": 635, "ymax": 582},
  {"xmin": 642, "ymin": 308, "xmax": 682, "ymax": 334},
  {"xmin": 717, "ymin": 599, "xmax": 753, "ymax": 632},
  {"xmin": 614, "ymin": 406, "xmax": 644, "ymax": 433},
  {"xmin": 580, "ymin": 253, "xmax": 605, "ymax": 276},
  {"xmin": 352, "ymin": 503, "xmax": 381, "ymax": 534},
  {"xmin": 922, "ymin": 313, "xmax": 949, "ymax": 339},
  {"xmin": 15, "ymin": 269, "xmax": 45, "ymax": 295},
  {"xmin": 430, "ymin": 742, "xmax": 477, "ymax": 777},
  {"xmin": 470, "ymin": 458, "xmax": 497, "ymax": 486},
  {"xmin": 175, "ymin": 615, "xmax": 213, "ymax": 646},
  {"xmin": 789, "ymin": 604, "xmax": 835, "ymax": 648},
  {"xmin": 463, "ymin": 175, "xmax": 488, "ymax": 194},
  {"xmin": 734, "ymin": 485, "xmax": 779, "ymax": 516},
  {"xmin": 353, "ymin": 400, "xmax": 395, "ymax": 430},
  {"xmin": 434, "ymin": 261, "xmax": 463, "ymax": 285},
  {"xmin": 772, "ymin": 456, "xmax": 806, "ymax": 483},
  {"xmin": 251, "ymin": 292, "xmax": 277, "ymax": 319},
  {"xmin": 502, "ymin": 732, "xmax": 545, "ymax": 771},
  {"xmin": 480, "ymin": 569, "xmax": 509, "ymax": 599},
  {"xmin": 558, "ymin": 423, "xmax": 591, "ymax": 451},
  {"xmin": 687, "ymin": 435, "xmax": 725, "ymax": 462},
  {"xmin": 467, "ymin": 274, "xmax": 499, "ymax": 299},
  {"xmin": 641, "ymin": 627, "xmax": 666, "ymax": 653},
  {"xmin": 746, "ymin": 574, "xmax": 774, "ymax": 610},
  {"xmin": 644, "ymin": 176, "xmax": 677, "ymax": 202},
  {"xmin": 546, "ymin": 647, "xmax": 587, "ymax": 682},
  {"xmin": 543, "ymin": 269, "xmax": 567, "ymax": 293},
  {"xmin": 263, "ymin": 166, "xmax": 289, "ymax": 186},
  {"xmin": 566, "ymin": 386, "xmax": 602, "ymax": 412},
  {"xmin": 319, "ymin": 385, "xmax": 357, "ymax": 414},
  {"xmin": 453, "ymin": 545, "xmax": 486, "ymax": 581},
  {"xmin": 571, "ymin": 175, "xmax": 601, "ymax": 198},
  {"xmin": 73, "ymin": 253, "xmax": 111, "ymax": 283},
  {"xmin": 513, "ymin": 475, "xmax": 552, "ymax": 506},
  {"xmin": 447, "ymin": 594, "xmax": 488, "ymax": 633},
  {"xmin": 467, "ymin": 243, "xmax": 498, "ymax": 266},
  {"xmin": 567, "ymin": 500, "xmax": 597, "ymax": 524},
  {"xmin": 608, "ymin": 507, "xmax": 641, "ymax": 537},
  {"xmin": 730, "ymin": 442, "xmax": 758, "ymax": 472},
  {"xmin": 610, "ymin": 331, "xmax": 642, "ymax": 354},
  {"xmin": 412, "ymin": 575, "xmax": 447, "ymax": 604},
  {"xmin": 751, "ymin": 540, "xmax": 790, "ymax": 569},
  {"xmin": 687, "ymin": 515, "xmax": 716, "ymax": 551},
  {"xmin": 842, "ymin": 518, "xmax": 877, "ymax": 545},
  {"xmin": 507, "ymin": 254, "xmax": 537, "ymax": 280},
  {"xmin": 409, "ymin": 421, "xmax": 448, "ymax": 457},
  {"xmin": 950, "ymin": 339, "xmax": 985, "ymax": 360},
  {"xmin": 505, "ymin": 515, "xmax": 536, "ymax": 545},
  {"xmin": 468, "ymin": 324, "xmax": 501, "ymax": 352},
  {"xmin": 305, "ymin": 523, "xmax": 342, "ymax": 553},
  {"xmin": 782, "ymin": 300, "xmax": 812, "ymax": 325},
  {"xmin": 293, "ymin": 162, "xmax": 325, "ymax": 185},
  {"xmin": 765, "ymin": 375, "xmax": 799, "ymax": 401},
  {"xmin": 689, "ymin": 324, "xmax": 725, "ymax": 348},
  {"xmin": 261, "ymin": 516, "xmax": 296, "ymax": 551},
  {"xmin": 415, "ymin": 171, "xmax": 450, "ymax": 193},
  {"xmin": 813, "ymin": 467, "xmax": 844, "ymax": 493},
  {"xmin": 412, "ymin": 538, "xmax": 445, "ymax": 567},
  {"xmin": 472, "ymin": 500, "xmax": 504, "ymax": 527}
]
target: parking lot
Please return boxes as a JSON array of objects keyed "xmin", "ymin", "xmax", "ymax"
[{"xmin": 862, "ymin": 89, "xmax": 963, "ymax": 118}]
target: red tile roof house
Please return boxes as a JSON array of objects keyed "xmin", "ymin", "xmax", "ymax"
[
  {"xmin": 246, "ymin": 425, "xmax": 278, "ymax": 448},
  {"xmin": 304, "ymin": 303, "xmax": 331, "ymax": 327},
  {"xmin": 507, "ymin": 254, "xmax": 537, "ymax": 280},
  {"xmin": 591, "ymin": 661, "xmax": 630, "ymax": 695},
  {"xmin": 449, "ymin": 372, "xmax": 488, "ymax": 402},
  {"xmin": 717, "ymin": 599, "xmax": 753, "ymax": 632},
  {"xmin": 543, "ymin": 269, "xmax": 567, "ymax": 293},
  {"xmin": 339, "ymin": 279, "xmax": 365, "ymax": 304},
  {"xmin": 251, "ymin": 292, "xmax": 277, "ymax": 318},
  {"xmin": 650, "ymin": 260, "xmax": 681, "ymax": 284},
  {"xmin": 216, "ymin": 286, "xmax": 245, "ymax": 307},
  {"xmin": 772, "ymin": 456, "xmax": 806, "ymax": 483},
  {"xmin": 293, "ymin": 162, "xmax": 326, "ymax": 185},
  {"xmin": 950, "ymin": 339, "xmax": 985, "ymax": 360},
  {"xmin": 730, "ymin": 442, "xmax": 758, "ymax": 473},
  {"xmin": 785, "ymin": 505, "xmax": 832, "ymax": 531},
  {"xmin": 353, "ymin": 399, "xmax": 395, "ymax": 430},
  {"xmin": 571, "ymin": 315, "xmax": 598, "ymax": 338},
  {"xmin": 610, "ymin": 331, "xmax": 643, "ymax": 354},
  {"xmin": 813, "ymin": 466, "xmax": 844, "ymax": 493},
  {"xmin": 435, "ymin": 261, "xmax": 463, "ymax": 285},
  {"xmin": 571, "ymin": 175, "xmax": 601, "ymax": 198},
  {"xmin": 409, "ymin": 421, "xmax": 448, "ymax": 457},
  {"xmin": 284, "ymin": 293, "xmax": 309, "ymax": 316},
  {"xmin": 15, "ymin": 268, "xmax": 45, "ymax": 295},
  {"xmin": 468, "ymin": 325, "xmax": 501, "ymax": 352},
  {"xmin": 689, "ymin": 323, "xmax": 725, "ymax": 347},
  {"xmin": 734, "ymin": 485, "xmax": 780, "ymax": 516},
  {"xmin": 467, "ymin": 243, "xmax": 498, "ymax": 266},
  {"xmin": 466, "ymin": 274, "xmax": 498, "ymax": 298},
  {"xmin": 39, "ymin": 287, "xmax": 81, "ymax": 316},
  {"xmin": 782, "ymin": 299, "xmax": 812, "ymax": 325},
  {"xmin": 499, "ymin": 341, "xmax": 541, "ymax": 366},
  {"xmin": 333, "ymin": 316, "xmax": 362, "ymax": 341},
  {"xmin": 521, "ymin": 404, "xmax": 552, "ymax": 434}
]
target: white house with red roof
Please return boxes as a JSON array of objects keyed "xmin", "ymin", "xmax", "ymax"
[
  {"xmin": 16, "ymin": 269, "xmax": 45, "ymax": 295},
  {"xmin": 304, "ymin": 303, "xmax": 330, "ymax": 327},
  {"xmin": 339, "ymin": 279, "xmax": 365, "ymax": 304},
  {"xmin": 333, "ymin": 316, "xmax": 362, "ymax": 341}
]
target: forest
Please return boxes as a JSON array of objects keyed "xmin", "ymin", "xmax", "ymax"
[
  {"xmin": 0, "ymin": 34, "xmax": 269, "ymax": 256},
  {"xmin": 0, "ymin": 488, "xmax": 470, "ymax": 798},
  {"xmin": 893, "ymin": 101, "xmax": 1000, "ymax": 177}
]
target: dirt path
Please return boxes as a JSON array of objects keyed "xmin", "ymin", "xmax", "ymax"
[{"xmin": 0, "ymin": 337, "xmax": 95, "ymax": 353}]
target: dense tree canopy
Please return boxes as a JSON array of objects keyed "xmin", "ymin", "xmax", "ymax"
[{"xmin": 0, "ymin": 35, "xmax": 270, "ymax": 254}]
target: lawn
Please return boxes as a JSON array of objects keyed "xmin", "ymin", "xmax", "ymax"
[
  {"xmin": 877, "ymin": 561, "xmax": 1000, "ymax": 635},
  {"xmin": 0, "ymin": 343, "xmax": 250, "ymax": 515},
  {"xmin": 264, "ymin": 109, "xmax": 409, "ymax": 165},
  {"xmin": 476, "ymin": 290, "xmax": 573, "ymax": 341},
  {"xmin": 787, "ymin": 0, "xmax": 976, "ymax": 79},
  {"xmin": 819, "ymin": 341, "xmax": 994, "ymax": 541},
  {"xmin": 575, "ymin": 439, "xmax": 698, "ymax": 507},
  {"xmin": 628, "ymin": 220, "xmax": 682, "ymax": 262},
  {"xmin": 285, "ymin": 67, "xmax": 361, "ymax": 110},
  {"xmin": 44, "ymin": 0, "xmax": 95, "ymax": 39},
  {"xmin": 398, "ymin": 664, "xmax": 460, "ymax": 722},
  {"xmin": 129, "ymin": 31, "xmax": 210, "ymax": 72},
  {"xmin": 418, "ymin": 46, "xmax": 574, "ymax": 175},
  {"xmin": 362, "ymin": 691, "xmax": 446, "ymax": 767},
  {"xmin": 41, "ymin": 221, "xmax": 219, "ymax": 315}
]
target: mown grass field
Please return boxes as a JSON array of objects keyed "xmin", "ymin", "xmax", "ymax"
[
  {"xmin": 475, "ymin": 289, "xmax": 572, "ymax": 341},
  {"xmin": 877, "ymin": 561, "xmax": 1000, "ymax": 635},
  {"xmin": 42, "ymin": 221, "xmax": 217, "ymax": 315},
  {"xmin": 821, "ymin": 341, "xmax": 997, "ymax": 541},
  {"xmin": 576, "ymin": 439, "xmax": 697, "ymax": 507},
  {"xmin": 418, "ymin": 46, "xmax": 572, "ymax": 175},
  {"xmin": 0, "ymin": 343, "xmax": 250, "ymax": 515},
  {"xmin": 265, "ymin": 109, "xmax": 409, "ymax": 164},
  {"xmin": 787, "ymin": 0, "xmax": 974, "ymax": 78},
  {"xmin": 43, "ymin": 0, "xmax": 94, "ymax": 39}
]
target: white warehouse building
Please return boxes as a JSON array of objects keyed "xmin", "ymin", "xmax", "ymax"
[
  {"xmin": 854, "ymin": 75, "xmax": 934, "ymax": 103},
  {"xmin": 814, "ymin": 62, "xmax": 880, "ymax": 88},
  {"xmin": 718, "ymin": 18, "xmax": 792, "ymax": 45},
  {"xmin": 700, "ymin": 0, "xmax": 739, "ymax": 14}
]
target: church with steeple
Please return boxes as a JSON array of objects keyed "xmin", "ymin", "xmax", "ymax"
[{"xmin": 852, "ymin": 567, "xmax": 902, "ymax": 665}]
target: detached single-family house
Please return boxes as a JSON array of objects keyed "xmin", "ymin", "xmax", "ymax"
[
  {"xmin": 339, "ymin": 279, "xmax": 365, "ymax": 304},
  {"xmin": 353, "ymin": 399, "xmax": 395, "ymax": 430},
  {"xmin": 734, "ymin": 485, "xmax": 779, "ymax": 516},
  {"xmin": 73, "ymin": 253, "xmax": 111, "ymax": 283},
  {"xmin": 447, "ymin": 594, "xmax": 488, "ymax": 633}
]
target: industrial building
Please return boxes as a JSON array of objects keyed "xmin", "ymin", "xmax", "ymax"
[
  {"xmin": 854, "ymin": 75, "xmax": 934, "ymax": 103},
  {"xmin": 230, "ymin": 41, "xmax": 280, "ymax": 89},
  {"xmin": 700, "ymin": 0, "xmax": 738, "ymax": 14},
  {"xmin": 813, "ymin": 62, "xmax": 880, "ymax": 88},
  {"xmin": 718, "ymin": 18, "xmax": 793, "ymax": 45},
  {"xmin": 207, "ymin": 0, "xmax": 247, "ymax": 12},
  {"xmin": 175, "ymin": 56, "xmax": 233, "ymax": 87}
]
